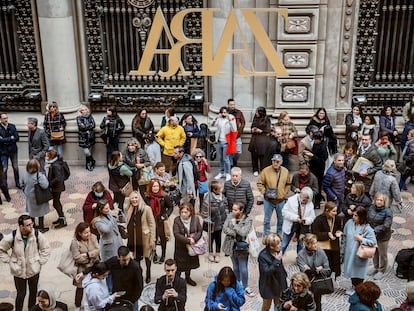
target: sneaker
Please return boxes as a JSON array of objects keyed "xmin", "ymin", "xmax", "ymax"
[
  {"xmin": 374, "ymin": 271, "xmax": 384, "ymax": 280},
  {"xmin": 245, "ymin": 287, "xmax": 255, "ymax": 297},
  {"xmin": 253, "ymin": 171, "xmax": 259, "ymax": 177},
  {"xmin": 367, "ymin": 268, "xmax": 378, "ymax": 276},
  {"xmin": 214, "ymin": 255, "xmax": 221, "ymax": 263},
  {"xmin": 208, "ymin": 254, "xmax": 215, "ymax": 262},
  {"xmin": 225, "ymin": 174, "xmax": 231, "ymax": 181},
  {"xmin": 214, "ymin": 173, "xmax": 224, "ymax": 180}
]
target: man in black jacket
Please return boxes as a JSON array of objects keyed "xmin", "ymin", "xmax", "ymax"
[
  {"xmin": 106, "ymin": 246, "xmax": 143, "ymax": 311},
  {"xmin": 223, "ymin": 167, "xmax": 254, "ymax": 215},
  {"xmin": 27, "ymin": 117, "xmax": 49, "ymax": 173},
  {"xmin": 0, "ymin": 112, "xmax": 20, "ymax": 190},
  {"xmin": 155, "ymin": 258, "xmax": 187, "ymax": 311}
]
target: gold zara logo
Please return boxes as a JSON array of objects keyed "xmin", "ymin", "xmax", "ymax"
[{"xmin": 129, "ymin": 8, "xmax": 289, "ymax": 77}]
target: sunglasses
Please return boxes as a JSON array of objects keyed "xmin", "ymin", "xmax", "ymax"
[{"xmin": 195, "ymin": 155, "xmax": 202, "ymax": 158}]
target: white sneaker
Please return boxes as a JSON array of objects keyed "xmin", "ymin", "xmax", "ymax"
[
  {"xmin": 214, "ymin": 173, "xmax": 224, "ymax": 180},
  {"xmin": 253, "ymin": 171, "xmax": 259, "ymax": 177},
  {"xmin": 367, "ymin": 268, "xmax": 378, "ymax": 276},
  {"xmin": 245, "ymin": 287, "xmax": 256, "ymax": 297},
  {"xmin": 225, "ymin": 174, "xmax": 231, "ymax": 181},
  {"xmin": 75, "ymin": 307, "xmax": 80, "ymax": 311}
]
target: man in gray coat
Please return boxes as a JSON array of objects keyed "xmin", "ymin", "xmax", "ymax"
[
  {"xmin": 223, "ymin": 167, "xmax": 254, "ymax": 215},
  {"xmin": 174, "ymin": 146, "xmax": 196, "ymax": 205},
  {"xmin": 27, "ymin": 118, "xmax": 49, "ymax": 173}
]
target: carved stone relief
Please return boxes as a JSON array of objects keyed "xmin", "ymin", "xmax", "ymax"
[
  {"xmin": 284, "ymin": 52, "xmax": 310, "ymax": 68},
  {"xmin": 283, "ymin": 86, "xmax": 308, "ymax": 102},
  {"xmin": 287, "ymin": 16, "xmax": 311, "ymax": 33}
]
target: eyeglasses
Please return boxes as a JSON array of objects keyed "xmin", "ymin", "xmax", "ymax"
[{"xmin": 195, "ymin": 156, "xmax": 202, "ymax": 158}]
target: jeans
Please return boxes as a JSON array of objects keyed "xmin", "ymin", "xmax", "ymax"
[
  {"xmin": 229, "ymin": 137, "xmax": 242, "ymax": 166},
  {"xmin": 231, "ymin": 254, "xmax": 249, "ymax": 288},
  {"xmin": 281, "ymin": 229, "xmax": 304, "ymax": 254},
  {"xmin": 263, "ymin": 200, "xmax": 285, "ymax": 235},
  {"xmin": 14, "ymin": 273, "xmax": 39, "ymax": 311},
  {"xmin": 217, "ymin": 142, "xmax": 230, "ymax": 174},
  {"xmin": 48, "ymin": 144, "xmax": 63, "ymax": 156},
  {"xmin": 1, "ymin": 153, "xmax": 20, "ymax": 186}
]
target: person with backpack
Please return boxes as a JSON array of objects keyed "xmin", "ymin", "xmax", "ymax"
[
  {"xmin": 0, "ymin": 214, "xmax": 51, "ymax": 311},
  {"xmin": 204, "ymin": 266, "xmax": 246, "ymax": 311},
  {"xmin": 45, "ymin": 149, "xmax": 70, "ymax": 229},
  {"xmin": 173, "ymin": 146, "xmax": 196, "ymax": 206}
]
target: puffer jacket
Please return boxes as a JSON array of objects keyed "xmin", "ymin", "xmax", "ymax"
[
  {"xmin": 222, "ymin": 214, "xmax": 252, "ymax": 256},
  {"xmin": 0, "ymin": 229, "xmax": 50, "ymax": 278},
  {"xmin": 156, "ymin": 125, "xmax": 186, "ymax": 156},
  {"xmin": 204, "ymin": 276, "xmax": 246, "ymax": 311},
  {"xmin": 201, "ymin": 192, "xmax": 228, "ymax": 232},
  {"xmin": 367, "ymin": 205, "xmax": 393, "ymax": 242},
  {"xmin": 322, "ymin": 164, "xmax": 345, "ymax": 201},
  {"xmin": 369, "ymin": 170, "xmax": 401, "ymax": 204},
  {"xmin": 223, "ymin": 179, "xmax": 254, "ymax": 215}
]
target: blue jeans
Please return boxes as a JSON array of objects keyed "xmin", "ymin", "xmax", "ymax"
[
  {"xmin": 48, "ymin": 144, "xmax": 63, "ymax": 156},
  {"xmin": 281, "ymin": 229, "xmax": 304, "ymax": 254},
  {"xmin": 217, "ymin": 142, "xmax": 230, "ymax": 174},
  {"xmin": 231, "ymin": 254, "xmax": 249, "ymax": 288},
  {"xmin": 1, "ymin": 153, "xmax": 19, "ymax": 186},
  {"xmin": 263, "ymin": 200, "xmax": 285, "ymax": 235}
]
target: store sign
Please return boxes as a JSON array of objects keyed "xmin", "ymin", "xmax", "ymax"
[{"xmin": 129, "ymin": 8, "xmax": 288, "ymax": 77}]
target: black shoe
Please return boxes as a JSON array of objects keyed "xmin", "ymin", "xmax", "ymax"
[
  {"xmin": 158, "ymin": 256, "xmax": 165, "ymax": 264},
  {"xmin": 38, "ymin": 227, "xmax": 49, "ymax": 233},
  {"xmin": 186, "ymin": 277, "xmax": 197, "ymax": 286},
  {"xmin": 52, "ymin": 219, "xmax": 60, "ymax": 225},
  {"xmin": 55, "ymin": 222, "xmax": 67, "ymax": 229},
  {"xmin": 145, "ymin": 275, "xmax": 151, "ymax": 284},
  {"xmin": 153, "ymin": 253, "xmax": 158, "ymax": 264},
  {"xmin": 16, "ymin": 184, "xmax": 22, "ymax": 190},
  {"xmin": 5, "ymin": 195, "xmax": 11, "ymax": 202}
]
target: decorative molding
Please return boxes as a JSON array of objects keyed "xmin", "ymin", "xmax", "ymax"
[
  {"xmin": 284, "ymin": 52, "xmax": 310, "ymax": 68},
  {"xmin": 283, "ymin": 86, "xmax": 308, "ymax": 102},
  {"xmin": 287, "ymin": 16, "xmax": 311, "ymax": 33}
]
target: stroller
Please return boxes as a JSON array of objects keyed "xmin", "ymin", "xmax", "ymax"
[{"xmin": 198, "ymin": 123, "xmax": 216, "ymax": 161}]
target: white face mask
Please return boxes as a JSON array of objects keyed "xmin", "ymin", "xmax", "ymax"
[{"xmin": 94, "ymin": 192, "xmax": 104, "ymax": 198}]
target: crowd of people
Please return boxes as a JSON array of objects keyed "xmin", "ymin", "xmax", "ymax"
[{"xmin": 0, "ymin": 98, "xmax": 413, "ymax": 311}]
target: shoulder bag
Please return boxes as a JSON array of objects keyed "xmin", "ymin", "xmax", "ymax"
[
  {"xmin": 121, "ymin": 178, "xmax": 133, "ymax": 197},
  {"xmin": 356, "ymin": 225, "xmax": 377, "ymax": 259},
  {"xmin": 48, "ymin": 114, "xmax": 65, "ymax": 141},
  {"xmin": 317, "ymin": 217, "xmax": 335, "ymax": 250},
  {"xmin": 187, "ymin": 216, "xmax": 208, "ymax": 256},
  {"xmin": 34, "ymin": 172, "xmax": 53, "ymax": 204},
  {"xmin": 57, "ymin": 242, "xmax": 78, "ymax": 278},
  {"xmin": 310, "ymin": 275, "xmax": 334, "ymax": 296}
]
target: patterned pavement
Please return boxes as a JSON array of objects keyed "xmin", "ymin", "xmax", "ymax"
[{"xmin": 0, "ymin": 164, "xmax": 412, "ymax": 310}]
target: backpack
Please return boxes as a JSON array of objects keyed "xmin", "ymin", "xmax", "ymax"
[
  {"xmin": 11, "ymin": 229, "xmax": 39, "ymax": 249},
  {"xmin": 394, "ymin": 247, "xmax": 414, "ymax": 279},
  {"xmin": 62, "ymin": 161, "xmax": 70, "ymax": 180}
]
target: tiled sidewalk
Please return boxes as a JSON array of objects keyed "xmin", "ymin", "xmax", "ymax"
[{"xmin": 0, "ymin": 165, "xmax": 412, "ymax": 310}]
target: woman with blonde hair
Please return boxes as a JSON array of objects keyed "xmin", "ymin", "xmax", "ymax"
[
  {"xmin": 76, "ymin": 105, "xmax": 96, "ymax": 171},
  {"xmin": 125, "ymin": 191, "xmax": 156, "ymax": 284},
  {"xmin": 341, "ymin": 181, "xmax": 372, "ymax": 224},
  {"xmin": 279, "ymin": 272, "xmax": 315, "ymax": 311},
  {"xmin": 44, "ymin": 101, "xmax": 66, "ymax": 156},
  {"xmin": 258, "ymin": 233, "xmax": 287, "ymax": 311}
]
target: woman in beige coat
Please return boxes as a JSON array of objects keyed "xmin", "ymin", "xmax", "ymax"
[
  {"xmin": 125, "ymin": 191, "xmax": 156, "ymax": 284},
  {"xmin": 71, "ymin": 222, "xmax": 100, "ymax": 311}
]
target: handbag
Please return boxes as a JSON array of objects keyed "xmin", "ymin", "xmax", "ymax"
[
  {"xmin": 317, "ymin": 217, "xmax": 335, "ymax": 250},
  {"xmin": 233, "ymin": 240, "xmax": 249, "ymax": 257},
  {"xmin": 247, "ymin": 228, "xmax": 260, "ymax": 258},
  {"xmin": 34, "ymin": 172, "xmax": 53, "ymax": 204},
  {"xmin": 57, "ymin": 247, "xmax": 77, "ymax": 278},
  {"xmin": 139, "ymin": 166, "xmax": 153, "ymax": 185},
  {"xmin": 265, "ymin": 188, "xmax": 278, "ymax": 200},
  {"xmin": 310, "ymin": 276, "xmax": 334, "ymax": 295},
  {"xmin": 121, "ymin": 179, "xmax": 133, "ymax": 197},
  {"xmin": 118, "ymin": 224, "xmax": 128, "ymax": 239},
  {"xmin": 50, "ymin": 131, "xmax": 65, "ymax": 141},
  {"xmin": 187, "ymin": 235, "xmax": 208, "ymax": 256},
  {"xmin": 356, "ymin": 225, "xmax": 377, "ymax": 259},
  {"xmin": 357, "ymin": 244, "xmax": 377, "ymax": 259}
]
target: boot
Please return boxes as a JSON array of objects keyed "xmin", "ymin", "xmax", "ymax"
[
  {"xmin": 38, "ymin": 217, "xmax": 49, "ymax": 233},
  {"xmin": 86, "ymin": 156, "xmax": 93, "ymax": 171},
  {"xmin": 91, "ymin": 156, "xmax": 96, "ymax": 170},
  {"xmin": 55, "ymin": 217, "xmax": 67, "ymax": 229},
  {"xmin": 145, "ymin": 258, "xmax": 151, "ymax": 283}
]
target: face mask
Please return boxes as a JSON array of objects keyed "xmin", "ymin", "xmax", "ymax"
[{"xmin": 94, "ymin": 192, "xmax": 104, "ymax": 198}]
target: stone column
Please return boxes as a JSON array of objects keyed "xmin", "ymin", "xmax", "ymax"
[{"xmin": 36, "ymin": 0, "xmax": 81, "ymax": 119}]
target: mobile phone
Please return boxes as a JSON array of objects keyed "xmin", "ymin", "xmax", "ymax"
[{"xmin": 117, "ymin": 291, "xmax": 126, "ymax": 296}]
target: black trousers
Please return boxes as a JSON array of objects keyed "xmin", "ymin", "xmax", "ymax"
[
  {"xmin": 52, "ymin": 191, "xmax": 64, "ymax": 217},
  {"xmin": 14, "ymin": 273, "xmax": 39, "ymax": 311}
]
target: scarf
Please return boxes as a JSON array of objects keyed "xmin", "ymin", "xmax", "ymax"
[
  {"xmin": 45, "ymin": 156, "xmax": 58, "ymax": 170},
  {"xmin": 150, "ymin": 192, "xmax": 163, "ymax": 217},
  {"xmin": 181, "ymin": 216, "xmax": 192, "ymax": 234},
  {"xmin": 299, "ymin": 175, "xmax": 310, "ymax": 189}
]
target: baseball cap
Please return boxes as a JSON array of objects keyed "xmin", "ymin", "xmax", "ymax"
[{"xmin": 271, "ymin": 154, "xmax": 283, "ymax": 162}]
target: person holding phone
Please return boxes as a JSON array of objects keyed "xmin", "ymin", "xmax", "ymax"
[
  {"xmin": 154, "ymin": 258, "xmax": 187, "ymax": 311},
  {"xmin": 204, "ymin": 266, "xmax": 246, "ymax": 311}
]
